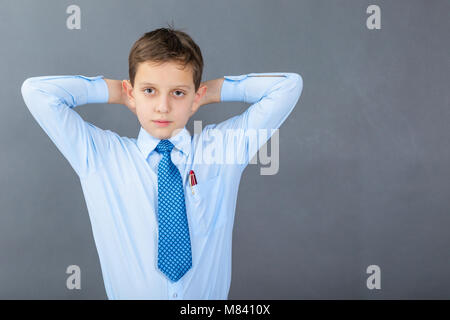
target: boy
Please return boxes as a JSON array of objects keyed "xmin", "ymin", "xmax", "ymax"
[{"xmin": 21, "ymin": 27, "xmax": 303, "ymax": 299}]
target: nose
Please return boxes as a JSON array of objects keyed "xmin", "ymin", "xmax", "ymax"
[{"xmin": 155, "ymin": 95, "xmax": 170, "ymax": 113}]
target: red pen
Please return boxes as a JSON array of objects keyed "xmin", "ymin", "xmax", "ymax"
[{"xmin": 189, "ymin": 170, "xmax": 197, "ymax": 194}]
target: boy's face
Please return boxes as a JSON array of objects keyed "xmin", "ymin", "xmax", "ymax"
[{"xmin": 124, "ymin": 60, "xmax": 206, "ymax": 140}]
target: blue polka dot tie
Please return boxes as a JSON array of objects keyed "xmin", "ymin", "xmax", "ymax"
[{"xmin": 155, "ymin": 139, "xmax": 192, "ymax": 282}]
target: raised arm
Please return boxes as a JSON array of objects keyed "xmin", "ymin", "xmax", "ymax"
[
  {"xmin": 205, "ymin": 72, "xmax": 303, "ymax": 169},
  {"xmin": 21, "ymin": 75, "xmax": 113, "ymax": 178}
]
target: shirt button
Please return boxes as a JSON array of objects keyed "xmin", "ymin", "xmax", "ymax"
[{"xmin": 173, "ymin": 293, "xmax": 178, "ymax": 298}]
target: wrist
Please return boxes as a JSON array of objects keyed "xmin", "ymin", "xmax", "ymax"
[{"xmin": 104, "ymin": 79, "xmax": 123, "ymax": 104}]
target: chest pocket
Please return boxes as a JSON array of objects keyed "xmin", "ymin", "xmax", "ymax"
[{"xmin": 185, "ymin": 174, "xmax": 224, "ymax": 236}]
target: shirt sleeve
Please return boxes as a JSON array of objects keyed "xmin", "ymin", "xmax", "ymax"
[
  {"xmin": 208, "ymin": 72, "xmax": 303, "ymax": 170},
  {"xmin": 20, "ymin": 75, "xmax": 112, "ymax": 178}
]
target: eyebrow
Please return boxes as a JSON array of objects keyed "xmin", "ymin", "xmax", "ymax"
[{"xmin": 139, "ymin": 82, "xmax": 191, "ymax": 89}]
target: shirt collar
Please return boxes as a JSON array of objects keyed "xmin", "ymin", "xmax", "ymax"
[{"xmin": 136, "ymin": 126, "xmax": 192, "ymax": 159}]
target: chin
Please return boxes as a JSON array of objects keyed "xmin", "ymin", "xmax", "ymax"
[{"xmin": 151, "ymin": 128, "xmax": 176, "ymax": 140}]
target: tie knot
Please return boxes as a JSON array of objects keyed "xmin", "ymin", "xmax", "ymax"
[{"xmin": 155, "ymin": 139, "xmax": 174, "ymax": 154}]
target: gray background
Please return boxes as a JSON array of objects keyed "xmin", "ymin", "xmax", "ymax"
[{"xmin": 0, "ymin": 0, "xmax": 449, "ymax": 299}]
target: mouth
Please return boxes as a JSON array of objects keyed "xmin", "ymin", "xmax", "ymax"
[{"xmin": 152, "ymin": 120, "xmax": 172, "ymax": 127}]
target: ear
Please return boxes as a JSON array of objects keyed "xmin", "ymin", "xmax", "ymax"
[
  {"xmin": 191, "ymin": 84, "xmax": 208, "ymax": 115},
  {"xmin": 122, "ymin": 80, "xmax": 137, "ymax": 114},
  {"xmin": 122, "ymin": 80, "xmax": 135, "ymax": 101}
]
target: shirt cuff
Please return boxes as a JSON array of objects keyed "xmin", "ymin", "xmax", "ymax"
[
  {"xmin": 220, "ymin": 74, "xmax": 248, "ymax": 102},
  {"xmin": 78, "ymin": 75, "xmax": 109, "ymax": 104}
]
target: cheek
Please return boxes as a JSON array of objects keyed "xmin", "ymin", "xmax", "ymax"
[
  {"xmin": 180, "ymin": 102, "xmax": 195, "ymax": 117},
  {"xmin": 135, "ymin": 103, "xmax": 152, "ymax": 119},
  {"xmin": 135, "ymin": 97, "xmax": 150, "ymax": 112}
]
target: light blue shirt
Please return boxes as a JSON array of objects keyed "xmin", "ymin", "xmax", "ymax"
[{"xmin": 21, "ymin": 72, "xmax": 303, "ymax": 299}]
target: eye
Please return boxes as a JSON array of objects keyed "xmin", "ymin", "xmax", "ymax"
[
  {"xmin": 173, "ymin": 90, "xmax": 185, "ymax": 97},
  {"xmin": 143, "ymin": 88, "xmax": 154, "ymax": 94}
]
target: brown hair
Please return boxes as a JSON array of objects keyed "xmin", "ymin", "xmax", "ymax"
[{"xmin": 128, "ymin": 25, "xmax": 204, "ymax": 91}]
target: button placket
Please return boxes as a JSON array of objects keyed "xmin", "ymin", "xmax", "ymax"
[{"xmin": 168, "ymin": 281, "xmax": 182, "ymax": 299}]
